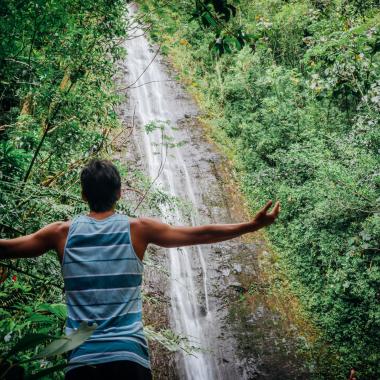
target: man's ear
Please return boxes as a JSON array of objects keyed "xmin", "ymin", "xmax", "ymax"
[
  {"xmin": 81, "ymin": 191, "xmax": 87, "ymax": 202},
  {"xmin": 116, "ymin": 188, "xmax": 121, "ymax": 201}
]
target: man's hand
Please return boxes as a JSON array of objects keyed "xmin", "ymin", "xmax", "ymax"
[{"xmin": 251, "ymin": 200, "xmax": 280, "ymax": 230}]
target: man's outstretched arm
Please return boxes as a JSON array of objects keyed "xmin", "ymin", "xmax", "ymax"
[
  {"xmin": 0, "ymin": 222, "xmax": 66, "ymax": 259},
  {"xmin": 134, "ymin": 201, "xmax": 280, "ymax": 251}
]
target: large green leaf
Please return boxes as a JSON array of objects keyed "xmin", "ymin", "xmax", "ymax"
[
  {"xmin": 35, "ymin": 303, "xmax": 67, "ymax": 321},
  {"xmin": 33, "ymin": 322, "xmax": 97, "ymax": 359},
  {"xmin": 25, "ymin": 314, "xmax": 55, "ymax": 324}
]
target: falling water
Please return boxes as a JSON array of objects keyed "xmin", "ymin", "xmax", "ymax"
[{"xmin": 122, "ymin": 5, "xmax": 226, "ymax": 380}]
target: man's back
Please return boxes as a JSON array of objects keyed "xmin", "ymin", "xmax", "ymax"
[{"xmin": 62, "ymin": 213, "xmax": 150, "ymax": 374}]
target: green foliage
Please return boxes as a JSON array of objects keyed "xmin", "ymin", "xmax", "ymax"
[
  {"xmin": 138, "ymin": 0, "xmax": 380, "ymax": 378},
  {"xmin": 144, "ymin": 326, "xmax": 199, "ymax": 355},
  {"xmin": 0, "ymin": 1, "xmax": 146, "ymax": 378},
  {"xmin": 1, "ymin": 319, "xmax": 97, "ymax": 379},
  {"xmin": 177, "ymin": 0, "xmax": 250, "ymax": 56},
  {"xmin": 0, "ymin": 298, "xmax": 69, "ymax": 378}
]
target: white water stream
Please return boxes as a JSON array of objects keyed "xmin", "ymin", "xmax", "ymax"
[{"xmin": 123, "ymin": 5, "xmax": 224, "ymax": 380}]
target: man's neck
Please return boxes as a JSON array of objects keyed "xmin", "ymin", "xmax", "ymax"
[{"xmin": 88, "ymin": 208, "xmax": 116, "ymax": 220}]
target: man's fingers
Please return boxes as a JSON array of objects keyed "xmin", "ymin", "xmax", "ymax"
[
  {"xmin": 261, "ymin": 200, "xmax": 273, "ymax": 213},
  {"xmin": 270, "ymin": 201, "xmax": 280, "ymax": 217}
]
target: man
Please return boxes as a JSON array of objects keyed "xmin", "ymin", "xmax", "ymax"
[{"xmin": 0, "ymin": 159, "xmax": 280, "ymax": 379}]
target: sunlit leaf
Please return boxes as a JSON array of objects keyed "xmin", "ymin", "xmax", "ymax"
[{"xmin": 33, "ymin": 322, "xmax": 97, "ymax": 359}]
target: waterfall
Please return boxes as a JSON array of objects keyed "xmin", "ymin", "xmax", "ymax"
[{"xmin": 123, "ymin": 5, "xmax": 222, "ymax": 380}]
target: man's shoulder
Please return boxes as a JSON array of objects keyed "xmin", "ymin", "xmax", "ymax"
[
  {"xmin": 129, "ymin": 216, "xmax": 163, "ymax": 229},
  {"xmin": 42, "ymin": 221, "xmax": 71, "ymax": 258},
  {"xmin": 43, "ymin": 221, "xmax": 71, "ymax": 238}
]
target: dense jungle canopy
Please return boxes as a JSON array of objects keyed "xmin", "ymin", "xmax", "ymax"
[{"xmin": 0, "ymin": 0, "xmax": 379, "ymax": 379}]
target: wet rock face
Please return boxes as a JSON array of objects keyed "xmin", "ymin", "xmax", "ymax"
[
  {"xmin": 143, "ymin": 249, "xmax": 178, "ymax": 380},
  {"xmin": 117, "ymin": 5, "xmax": 309, "ymax": 380}
]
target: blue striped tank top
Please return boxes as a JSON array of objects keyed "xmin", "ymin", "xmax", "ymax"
[{"xmin": 62, "ymin": 213, "xmax": 150, "ymax": 372}]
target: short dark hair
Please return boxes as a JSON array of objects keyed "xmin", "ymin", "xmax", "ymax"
[{"xmin": 80, "ymin": 159, "xmax": 121, "ymax": 212}]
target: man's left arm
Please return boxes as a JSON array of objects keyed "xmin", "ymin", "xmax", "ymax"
[{"xmin": 0, "ymin": 222, "xmax": 64, "ymax": 259}]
